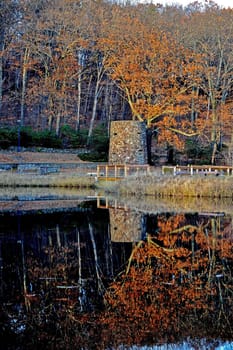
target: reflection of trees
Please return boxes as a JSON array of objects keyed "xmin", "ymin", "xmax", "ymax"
[
  {"xmin": 1, "ymin": 213, "xmax": 233, "ymax": 349},
  {"xmin": 103, "ymin": 218, "xmax": 233, "ymax": 345},
  {"xmin": 1, "ymin": 212, "xmax": 112, "ymax": 348},
  {"xmin": 25, "ymin": 221, "xmax": 109, "ymax": 310}
]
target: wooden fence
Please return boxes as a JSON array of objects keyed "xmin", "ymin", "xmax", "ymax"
[
  {"xmin": 162, "ymin": 165, "xmax": 233, "ymax": 176},
  {"xmin": 95, "ymin": 164, "xmax": 151, "ymax": 180}
]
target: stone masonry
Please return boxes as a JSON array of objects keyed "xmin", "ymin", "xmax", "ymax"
[
  {"xmin": 109, "ymin": 209, "xmax": 143, "ymax": 242},
  {"xmin": 108, "ymin": 121, "xmax": 148, "ymax": 164}
]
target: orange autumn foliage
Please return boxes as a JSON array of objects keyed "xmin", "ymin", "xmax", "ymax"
[{"xmin": 103, "ymin": 218, "xmax": 233, "ymax": 344}]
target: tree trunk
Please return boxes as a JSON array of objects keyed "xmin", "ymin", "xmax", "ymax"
[
  {"xmin": 75, "ymin": 51, "xmax": 83, "ymax": 132},
  {"xmin": 76, "ymin": 72, "xmax": 82, "ymax": 132},
  {"xmin": 87, "ymin": 84, "xmax": 99, "ymax": 145},
  {"xmin": 84, "ymin": 75, "xmax": 92, "ymax": 116},
  {"xmin": 20, "ymin": 48, "xmax": 30, "ymax": 126},
  {"xmin": 0, "ymin": 40, "xmax": 3, "ymax": 117},
  {"xmin": 87, "ymin": 60, "xmax": 105, "ymax": 145},
  {"xmin": 146, "ymin": 127, "xmax": 153, "ymax": 165},
  {"xmin": 48, "ymin": 96, "xmax": 54, "ymax": 131},
  {"xmin": 55, "ymin": 113, "xmax": 61, "ymax": 136}
]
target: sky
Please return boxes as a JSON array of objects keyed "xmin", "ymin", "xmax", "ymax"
[{"xmin": 153, "ymin": 0, "xmax": 233, "ymax": 8}]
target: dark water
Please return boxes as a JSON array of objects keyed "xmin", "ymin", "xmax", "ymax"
[{"xmin": 0, "ymin": 196, "xmax": 233, "ymax": 349}]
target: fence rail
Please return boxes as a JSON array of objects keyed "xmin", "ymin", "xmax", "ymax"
[
  {"xmin": 162, "ymin": 165, "xmax": 233, "ymax": 176},
  {"xmin": 96, "ymin": 164, "xmax": 151, "ymax": 180}
]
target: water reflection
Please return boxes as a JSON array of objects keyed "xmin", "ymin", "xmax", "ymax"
[
  {"xmin": 118, "ymin": 342, "xmax": 233, "ymax": 350},
  {"xmin": 0, "ymin": 196, "xmax": 233, "ymax": 349}
]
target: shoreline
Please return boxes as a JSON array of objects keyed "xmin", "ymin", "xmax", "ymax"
[
  {"xmin": 1, "ymin": 169, "xmax": 233, "ymax": 198},
  {"xmin": 1, "ymin": 152, "xmax": 233, "ymax": 199}
]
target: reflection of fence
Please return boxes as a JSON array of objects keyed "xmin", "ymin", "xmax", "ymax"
[
  {"xmin": 96, "ymin": 164, "xmax": 151, "ymax": 180},
  {"xmin": 96, "ymin": 196, "xmax": 128, "ymax": 210},
  {"xmin": 162, "ymin": 165, "xmax": 233, "ymax": 176}
]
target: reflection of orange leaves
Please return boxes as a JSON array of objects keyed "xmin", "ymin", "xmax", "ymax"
[
  {"xmin": 158, "ymin": 214, "xmax": 185, "ymax": 234},
  {"xmin": 195, "ymin": 231, "xmax": 208, "ymax": 246},
  {"xmin": 174, "ymin": 247, "xmax": 190, "ymax": 258},
  {"xmin": 105, "ymin": 217, "xmax": 233, "ymax": 340},
  {"xmin": 219, "ymin": 240, "xmax": 233, "ymax": 258}
]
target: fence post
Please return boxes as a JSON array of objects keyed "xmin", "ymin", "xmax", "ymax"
[
  {"xmin": 124, "ymin": 165, "xmax": 128, "ymax": 177},
  {"xmin": 190, "ymin": 165, "xmax": 193, "ymax": 176}
]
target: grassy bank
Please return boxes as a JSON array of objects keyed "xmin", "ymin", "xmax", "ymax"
[
  {"xmin": 1, "ymin": 170, "xmax": 233, "ymax": 199},
  {"xmin": 0, "ymin": 172, "xmax": 96, "ymax": 188},
  {"xmin": 97, "ymin": 172, "xmax": 233, "ymax": 198}
]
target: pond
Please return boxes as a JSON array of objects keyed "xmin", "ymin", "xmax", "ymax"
[{"xmin": 0, "ymin": 189, "xmax": 233, "ymax": 349}]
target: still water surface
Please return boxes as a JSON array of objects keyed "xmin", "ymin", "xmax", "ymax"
[{"xmin": 0, "ymin": 189, "xmax": 233, "ymax": 349}]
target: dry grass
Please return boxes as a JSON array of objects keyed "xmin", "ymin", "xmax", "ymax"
[
  {"xmin": 0, "ymin": 171, "xmax": 96, "ymax": 188},
  {"xmin": 2, "ymin": 167, "xmax": 233, "ymax": 200},
  {"xmin": 98, "ymin": 172, "xmax": 233, "ymax": 199}
]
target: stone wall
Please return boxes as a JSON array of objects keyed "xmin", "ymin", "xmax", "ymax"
[{"xmin": 109, "ymin": 121, "xmax": 148, "ymax": 164}]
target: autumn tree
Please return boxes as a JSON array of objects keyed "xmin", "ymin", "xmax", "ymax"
[
  {"xmin": 15, "ymin": 0, "xmax": 86, "ymax": 132},
  {"xmin": 113, "ymin": 1, "xmax": 233, "ymax": 164},
  {"xmin": 11, "ymin": 0, "xmax": 119, "ymax": 136},
  {"xmin": 98, "ymin": 18, "xmax": 206, "ymax": 158},
  {"xmin": 1, "ymin": 0, "xmax": 233, "ymax": 164},
  {"xmin": 0, "ymin": 0, "xmax": 21, "ymax": 118},
  {"xmin": 170, "ymin": 3, "xmax": 233, "ymax": 163}
]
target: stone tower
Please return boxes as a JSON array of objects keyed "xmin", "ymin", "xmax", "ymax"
[{"xmin": 108, "ymin": 121, "xmax": 148, "ymax": 164}]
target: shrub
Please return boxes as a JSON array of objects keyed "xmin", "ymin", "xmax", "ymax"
[
  {"xmin": 18, "ymin": 126, "xmax": 34, "ymax": 147},
  {"xmin": 35, "ymin": 129, "xmax": 62, "ymax": 148},
  {"xmin": 185, "ymin": 139, "xmax": 212, "ymax": 164},
  {"xmin": 0, "ymin": 127, "xmax": 62, "ymax": 149},
  {"xmin": 91, "ymin": 125, "xmax": 109, "ymax": 154},
  {"xmin": 79, "ymin": 125, "xmax": 109, "ymax": 162},
  {"xmin": 0, "ymin": 124, "xmax": 108, "ymax": 154},
  {"xmin": 79, "ymin": 151, "xmax": 107, "ymax": 162},
  {"xmin": 0, "ymin": 128, "xmax": 17, "ymax": 149},
  {"xmin": 60, "ymin": 125, "xmax": 88, "ymax": 148}
]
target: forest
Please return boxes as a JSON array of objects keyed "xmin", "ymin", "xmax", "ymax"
[{"xmin": 0, "ymin": 0, "xmax": 233, "ymax": 164}]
